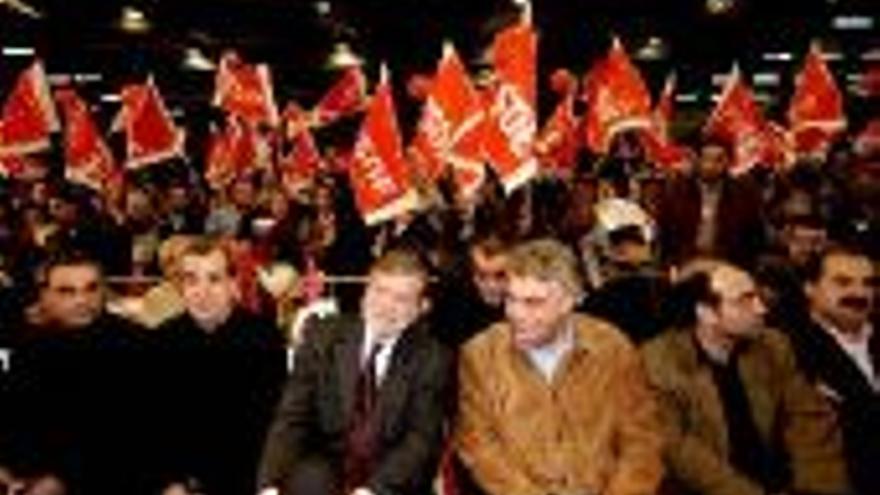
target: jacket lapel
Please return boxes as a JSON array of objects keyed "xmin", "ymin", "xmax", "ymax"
[
  {"xmin": 337, "ymin": 319, "xmax": 365, "ymax": 425},
  {"xmin": 676, "ymin": 332, "xmax": 731, "ymax": 455},
  {"xmin": 375, "ymin": 323, "xmax": 421, "ymax": 436}
]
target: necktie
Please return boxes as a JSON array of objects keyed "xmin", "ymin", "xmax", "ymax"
[{"xmin": 344, "ymin": 342, "xmax": 383, "ymax": 492}]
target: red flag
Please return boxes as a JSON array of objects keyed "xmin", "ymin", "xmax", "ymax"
[
  {"xmin": 761, "ymin": 121, "xmax": 796, "ymax": 170},
  {"xmin": 55, "ymin": 88, "xmax": 117, "ymax": 191},
  {"xmin": 213, "ymin": 51, "xmax": 280, "ymax": 127},
  {"xmin": 349, "ymin": 66, "xmax": 418, "ymax": 226},
  {"xmin": 855, "ymin": 119, "xmax": 880, "ymax": 156},
  {"xmin": 113, "ymin": 78, "xmax": 185, "ymax": 170},
  {"xmin": 483, "ymin": 19, "xmax": 539, "ymax": 193},
  {"xmin": 279, "ymin": 103, "xmax": 325, "ymax": 192},
  {"xmin": 0, "ymin": 60, "xmax": 59, "ymax": 157},
  {"xmin": 205, "ymin": 123, "xmax": 237, "ymax": 190},
  {"xmin": 704, "ymin": 66, "xmax": 768, "ymax": 175},
  {"xmin": 313, "ymin": 66, "xmax": 367, "ymax": 127},
  {"xmin": 410, "ymin": 42, "xmax": 485, "ymax": 189},
  {"xmin": 536, "ymin": 92, "xmax": 580, "ymax": 174},
  {"xmin": 0, "ymin": 155, "xmax": 30, "ymax": 177},
  {"xmin": 788, "ymin": 43, "xmax": 846, "ymax": 155},
  {"xmin": 640, "ymin": 73, "xmax": 690, "ymax": 170},
  {"xmin": 582, "ymin": 37, "xmax": 653, "ymax": 154}
]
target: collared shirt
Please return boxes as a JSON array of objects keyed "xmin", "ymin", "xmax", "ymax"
[
  {"xmin": 362, "ymin": 327, "xmax": 401, "ymax": 386},
  {"xmin": 821, "ymin": 320, "xmax": 878, "ymax": 391},
  {"xmin": 524, "ymin": 321, "xmax": 576, "ymax": 383},
  {"xmin": 696, "ymin": 182, "xmax": 722, "ymax": 253}
]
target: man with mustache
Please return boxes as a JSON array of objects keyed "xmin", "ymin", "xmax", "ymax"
[{"xmin": 790, "ymin": 246, "xmax": 880, "ymax": 494}]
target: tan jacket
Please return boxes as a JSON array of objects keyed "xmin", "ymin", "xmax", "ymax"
[
  {"xmin": 455, "ymin": 314, "xmax": 663, "ymax": 495},
  {"xmin": 641, "ymin": 328, "xmax": 850, "ymax": 495}
]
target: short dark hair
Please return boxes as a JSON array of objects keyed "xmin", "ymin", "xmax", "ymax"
[
  {"xmin": 662, "ymin": 259, "xmax": 724, "ymax": 329},
  {"xmin": 35, "ymin": 249, "xmax": 104, "ymax": 289},
  {"xmin": 802, "ymin": 244, "xmax": 870, "ymax": 284},
  {"xmin": 700, "ymin": 135, "xmax": 734, "ymax": 158}
]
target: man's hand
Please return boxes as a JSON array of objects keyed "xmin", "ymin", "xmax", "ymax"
[
  {"xmin": 257, "ymin": 488, "xmax": 279, "ymax": 495},
  {"xmin": 349, "ymin": 487, "xmax": 376, "ymax": 495}
]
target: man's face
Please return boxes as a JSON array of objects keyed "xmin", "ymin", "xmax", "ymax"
[
  {"xmin": 361, "ymin": 271, "xmax": 427, "ymax": 340},
  {"xmin": 698, "ymin": 144, "xmax": 729, "ymax": 182},
  {"xmin": 472, "ymin": 248, "xmax": 508, "ymax": 307},
  {"xmin": 231, "ymin": 180, "xmax": 256, "ymax": 209},
  {"xmin": 505, "ymin": 275, "xmax": 576, "ymax": 350},
  {"xmin": 703, "ymin": 266, "xmax": 766, "ymax": 342},
  {"xmin": 783, "ymin": 224, "xmax": 827, "ymax": 266},
  {"xmin": 179, "ymin": 250, "xmax": 238, "ymax": 330},
  {"xmin": 806, "ymin": 253, "xmax": 875, "ymax": 334},
  {"xmin": 40, "ymin": 264, "xmax": 104, "ymax": 329}
]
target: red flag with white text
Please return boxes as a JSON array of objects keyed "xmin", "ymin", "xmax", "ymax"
[
  {"xmin": 279, "ymin": 103, "xmax": 325, "ymax": 192},
  {"xmin": 704, "ymin": 66, "xmax": 768, "ymax": 175},
  {"xmin": 348, "ymin": 66, "xmax": 418, "ymax": 226},
  {"xmin": 214, "ymin": 51, "xmax": 280, "ymax": 127},
  {"xmin": 55, "ymin": 88, "xmax": 117, "ymax": 191},
  {"xmin": 410, "ymin": 42, "xmax": 486, "ymax": 195},
  {"xmin": 483, "ymin": 19, "xmax": 539, "ymax": 193},
  {"xmin": 582, "ymin": 37, "xmax": 653, "ymax": 154},
  {"xmin": 313, "ymin": 66, "xmax": 367, "ymax": 127}
]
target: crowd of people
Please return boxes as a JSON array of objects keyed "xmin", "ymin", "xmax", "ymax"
[{"xmin": 0, "ymin": 118, "xmax": 878, "ymax": 495}]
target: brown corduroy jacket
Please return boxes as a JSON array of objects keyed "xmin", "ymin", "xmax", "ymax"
[
  {"xmin": 641, "ymin": 328, "xmax": 850, "ymax": 495},
  {"xmin": 455, "ymin": 313, "xmax": 664, "ymax": 495}
]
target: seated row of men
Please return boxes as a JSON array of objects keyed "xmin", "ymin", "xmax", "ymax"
[{"xmin": 1, "ymin": 235, "xmax": 877, "ymax": 495}]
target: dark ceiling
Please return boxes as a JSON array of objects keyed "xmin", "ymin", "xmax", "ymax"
[{"xmin": 0, "ymin": 0, "xmax": 878, "ymax": 126}]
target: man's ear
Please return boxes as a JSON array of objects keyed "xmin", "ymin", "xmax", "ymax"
[
  {"xmin": 803, "ymin": 281, "xmax": 816, "ymax": 302},
  {"xmin": 696, "ymin": 302, "xmax": 715, "ymax": 326},
  {"xmin": 419, "ymin": 296, "xmax": 432, "ymax": 315}
]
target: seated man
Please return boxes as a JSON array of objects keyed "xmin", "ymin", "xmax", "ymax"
[
  {"xmin": 154, "ymin": 236, "xmax": 287, "ymax": 495},
  {"xmin": 455, "ymin": 238, "xmax": 663, "ymax": 495},
  {"xmin": 794, "ymin": 246, "xmax": 879, "ymax": 494},
  {"xmin": 642, "ymin": 259, "xmax": 850, "ymax": 495},
  {"xmin": 258, "ymin": 249, "xmax": 453, "ymax": 495},
  {"xmin": 5, "ymin": 249, "xmax": 150, "ymax": 495}
]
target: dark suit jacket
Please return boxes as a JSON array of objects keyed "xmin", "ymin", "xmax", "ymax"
[
  {"xmin": 658, "ymin": 175, "xmax": 766, "ymax": 268},
  {"xmin": 258, "ymin": 315, "xmax": 453, "ymax": 495},
  {"xmin": 154, "ymin": 309, "xmax": 288, "ymax": 495},
  {"xmin": 786, "ymin": 316, "xmax": 880, "ymax": 495}
]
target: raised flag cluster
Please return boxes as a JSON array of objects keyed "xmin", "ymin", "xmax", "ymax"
[{"xmin": 0, "ymin": 32, "xmax": 855, "ymax": 224}]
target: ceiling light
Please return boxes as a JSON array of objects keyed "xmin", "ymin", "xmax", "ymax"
[
  {"xmin": 762, "ymin": 52, "xmax": 793, "ymax": 62},
  {"xmin": 120, "ymin": 6, "xmax": 150, "ymax": 33},
  {"xmin": 2, "ymin": 46, "xmax": 34, "ymax": 57},
  {"xmin": 314, "ymin": 1, "xmax": 331, "ymax": 16},
  {"xmin": 325, "ymin": 42, "xmax": 363, "ymax": 69},
  {"xmin": 753, "ymin": 72, "xmax": 780, "ymax": 86},
  {"xmin": 182, "ymin": 47, "xmax": 216, "ymax": 71},
  {"xmin": 832, "ymin": 15, "xmax": 874, "ymax": 31},
  {"xmin": 706, "ymin": 0, "xmax": 735, "ymax": 15}
]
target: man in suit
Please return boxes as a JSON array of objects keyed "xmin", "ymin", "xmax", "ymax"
[
  {"xmin": 791, "ymin": 246, "xmax": 879, "ymax": 494},
  {"xmin": 642, "ymin": 259, "xmax": 850, "ymax": 495},
  {"xmin": 258, "ymin": 249, "xmax": 453, "ymax": 495},
  {"xmin": 658, "ymin": 138, "xmax": 766, "ymax": 269}
]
